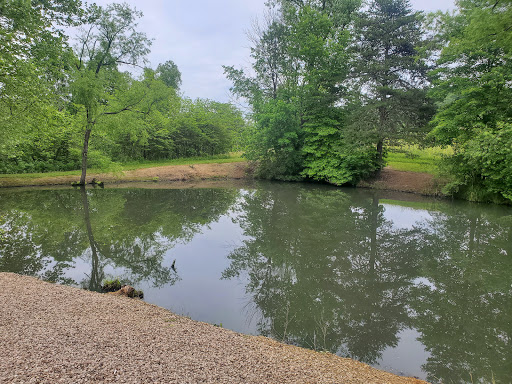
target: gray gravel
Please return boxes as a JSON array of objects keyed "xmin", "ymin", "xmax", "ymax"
[{"xmin": 0, "ymin": 273, "xmax": 427, "ymax": 383}]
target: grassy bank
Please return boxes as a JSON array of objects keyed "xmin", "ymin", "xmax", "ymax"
[
  {"xmin": 0, "ymin": 153, "xmax": 244, "ymax": 182},
  {"xmin": 386, "ymin": 144, "xmax": 451, "ymax": 174},
  {"xmin": 0, "ymin": 146, "xmax": 444, "ymax": 183},
  {"xmin": 0, "ymin": 148, "xmax": 448, "ymax": 192}
]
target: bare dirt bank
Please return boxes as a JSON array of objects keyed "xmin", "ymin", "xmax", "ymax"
[
  {"xmin": 0, "ymin": 162, "xmax": 253, "ymax": 188},
  {"xmin": 358, "ymin": 167, "xmax": 444, "ymax": 196},
  {"xmin": 0, "ymin": 162, "xmax": 444, "ymax": 196},
  {"xmin": 0, "ymin": 273, "xmax": 427, "ymax": 384}
]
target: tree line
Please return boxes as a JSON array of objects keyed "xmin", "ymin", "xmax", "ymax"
[
  {"xmin": 1, "ymin": 0, "xmax": 511, "ymax": 202},
  {"xmin": 225, "ymin": 0, "xmax": 512, "ymax": 203},
  {"xmin": 0, "ymin": 1, "xmax": 248, "ymax": 182}
]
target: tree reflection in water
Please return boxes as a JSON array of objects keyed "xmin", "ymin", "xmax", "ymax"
[
  {"xmin": 1, "ymin": 183, "xmax": 511, "ymax": 383},
  {"xmin": 222, "ymin": 183, "xmax": 512, "ymax": 383},
  {"xmin": 0, "ymin": 187, "xmax": 238, "ymax": 291},
  {"xmin": 409, "ymin": 205, "xmax": 512, "ymax": 383},
  {"xmin": 223, "ymin": 184, "xmax": 422, "ymax": 364}
]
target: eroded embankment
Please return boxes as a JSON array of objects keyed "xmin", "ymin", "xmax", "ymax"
[
  {"xmin": 0, "ymin": 162, "xmax": 443, "ymax": 197},
  {"xmin": 358, "ymin": 167, "xmax": 445, "ymax": 196},
  {"xmin": 0, "ymin": 162, "xmax": 252, "ymax": 188}
]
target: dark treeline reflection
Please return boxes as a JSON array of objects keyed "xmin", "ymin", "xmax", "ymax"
[
  {"xmin": 0, "ymin": 187, "xmax": 238, "ymax": 290},
  {"xmin": 410, "ymin": 205, "xmax": 512, "ymax": 383},
  {"xmin": 222, "ymin": 183, "xmax": 512, "ymax": 384},
  {"xmin": 1, "ymin": 183, "xmax": 511, "ymax": 383}
]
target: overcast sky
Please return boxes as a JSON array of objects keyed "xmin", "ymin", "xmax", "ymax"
[{"xmin": 85, "ymin": 0, "xmax": 456, "ymax": 103}]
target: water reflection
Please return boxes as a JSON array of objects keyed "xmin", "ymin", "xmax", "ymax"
[
  {"xmin": 0, "ymin": 187, "xmax": 238, "ymax": 289},
  {"xmin": 223, "ymin": 186, "xmax": 421, "ymax": 365},
  {"xmin": 221, "ymin": 184, "xmax": 512, "ymax": 383},
  {"xmin": 409, "ymin": 205, "xmax": 512, "ymax": 383},
  {"xmin": 0, "ymin": 183, "xmax": 511, "ymax": 384}
]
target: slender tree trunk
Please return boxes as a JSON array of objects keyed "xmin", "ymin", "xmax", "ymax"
[
  {"xmin": 376, "ymin": 104, "xmax": 387, "ymax": 166},
  {"xmin": 369, "ymin": 195, "xmax": 379, "ymax": 274},
  {"xmin": 80, "ymin": 125, "xmax": 92, "ymax": 185},
  {"xmin": 80, "ymin": 186, "xmax": 101, "ymax": 291},
  {"xmin": 376, "ymin": 139, "xmax": 384, "ymax": 165}
]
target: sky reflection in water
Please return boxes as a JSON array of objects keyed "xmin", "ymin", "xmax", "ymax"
[{"xmin": 1, "ymin": 182, "xmax": 511, "ymax": 383}]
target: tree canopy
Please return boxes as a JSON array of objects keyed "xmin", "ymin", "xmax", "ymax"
[
  {"xmin": 223, "ymin": 0, "xmax": 512, "ymax": 203},
  {"xmin": 0, "ymin": 1, "xmax": 247, "ymax": 176},
  {"xmin": 1, "ymin": 0, "xmax": 512, "ymax": 203}
]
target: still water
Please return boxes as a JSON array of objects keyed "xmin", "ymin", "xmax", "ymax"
[{"xmin": 1, "ymin": 181, "xmax": 511, "ymax": 383}]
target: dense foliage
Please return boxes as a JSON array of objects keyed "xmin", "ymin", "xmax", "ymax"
[
  {"xmin": 428, "ymin": 0, "xmax": 512, "ymax": 202},
  {"xmin": 226, "ymin": 0, "xmax": 433, "ymax": 185},
  {"xmin": 1, "ymin": 0, "xmax": 512, "ymax": 202},
  {"xmin": 0, "ymin": 1, "xmax": 248, "ymax": 176},
  {"xmin": 225, "ymin": 0, "xmax": 512, "ymax": 202}
]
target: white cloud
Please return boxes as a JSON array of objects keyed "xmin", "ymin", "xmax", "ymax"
[{"xmin": 83, "ymin": 0, "xmax": 455, "ymax": 103}]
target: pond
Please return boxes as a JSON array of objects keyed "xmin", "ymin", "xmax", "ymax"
[{"xmin": 0, "ymin": 181, "xmax": 511, "ymax": 383}]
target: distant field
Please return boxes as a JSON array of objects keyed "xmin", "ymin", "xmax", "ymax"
[
  {"xmin": 386, "ymin": 145, "xmax": 452, "ymax": 174},
  {"xmin": 120, "ymin": 153, "xmax": 244, "ymax": 171}
]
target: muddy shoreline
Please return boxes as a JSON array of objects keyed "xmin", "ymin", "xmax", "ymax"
[{"xmin": 0, "ymin": 161, "xmax": 442, "ymax": 196}]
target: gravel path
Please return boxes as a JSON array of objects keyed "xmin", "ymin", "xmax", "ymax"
[{"xmin": 0, "ymin": 273, "xmax": 428, "ymax": 384}]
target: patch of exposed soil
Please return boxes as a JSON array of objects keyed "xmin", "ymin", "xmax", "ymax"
[
  {"xmin": 358, "ymin": 167, "xmax": 444, "ymax": 196},
  {"xmin": 0, "ymin": 162, "xmax": 446, "ymax": 197},
  {"xmin": 123, "ymin": 162, "xmax": 250, "ymax": 181},
  {"xmin": 0, "ymin": 273, "xmax": 428, "ymax": 384},
  {"xmin": 0, "ymin": 162, "xmax": 253, "ymax": 188}
]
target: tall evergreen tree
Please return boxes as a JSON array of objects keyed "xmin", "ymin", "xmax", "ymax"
[{"xmin": 350, "ymin": 0, "xmax": 433, "ymax": 166}]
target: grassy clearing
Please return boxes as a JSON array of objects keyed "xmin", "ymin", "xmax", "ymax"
[
  {"xmin": 386, "ymin": 144, "xmax": 452, "ymax": 174},
  {"xmin": 0, "ymin": 153, "xmax": 245, "ymax": 180},
  {"xmin": 120, "ymin": 153, "xmax": 244, "ymax": 171}
]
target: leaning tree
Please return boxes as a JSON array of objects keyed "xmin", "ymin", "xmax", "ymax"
[{"xmin": 72, "ymin": 2, "xmax": 151, "ymax": 185}]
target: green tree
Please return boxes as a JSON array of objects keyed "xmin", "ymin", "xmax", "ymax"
[
  {"xmin": 225, "ymin": 10, "xmax": 301, "ymax": 180},
  {"xmin": 72, "ymin": 2, "xmax": 151, "ymax": 184},
  {"xmin": 156, "ymin": 60, "xmax": 182, "ymax": 90},
  {"xmin": 291, "ymin": 6, "xmax": 372, "ymax": 185},
  {"xmin": 0, "ymin": 0, "xmax": 84, "ymax": 173},
  {"xmin": 225, "ymin": 8, "xmax": 308, "ymax": 180},
  {"xmin": 350, "ymin": 0, "xmax": 433, "ymax": 166},
  {"xmin": 170, "ymin": 98, "xmax": 236, "ymax": 158},
  {"xmin": 429, "ymin": 0, "xmax": 512, "ymax": 202},
  {"xmin": 225, "ymin": 2, "xmax": 367, "ymax": 183},
  {"xmin": 89, "ymin": 68, "xmax": 180, "ymax": 162},
  {"xmin": 246, "ymin": 97, "xmax": 304, "ymax": 180},
  {"xmin": 0, "ymin": 0, "xmax": 82, "ymax": 110}
]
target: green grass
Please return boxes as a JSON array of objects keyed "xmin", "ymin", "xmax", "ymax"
[
  {"xmin": 119, "ymin": 153, "xmax": 244, "ymax": 171},
  {"xmin": 0, "ymin": 153, "xmax": 245, "ymax": 179},
  {"xmin": 0, "ymin": 169, "xmax": 82, "ymax": 179},
  {"xmin": 386, "ymin": 144, "xmax": 452, "ymax": 174}
]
